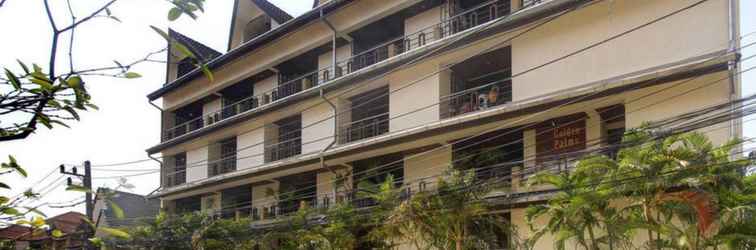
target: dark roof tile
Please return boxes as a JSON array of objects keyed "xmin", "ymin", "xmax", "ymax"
[
  {"xmin": 169, "ymin": 29, "xmax": 222, "ymax": 62},
  {"xmin": 253, "ymin": 0, "xmax": 293, "ymax": 24}
]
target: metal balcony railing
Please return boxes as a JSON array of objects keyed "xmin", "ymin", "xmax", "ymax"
[
  {"xmin": 441, "ymin": 79, "xmax": 512, "ymax": 118},
  {"xmin": 161, "ymin": 0, "xmax": 517, "ymax": 142},
  {"xmin": 265, "ymin": 138, "xmax": 302, "ymax": 162},
  {"xmin": 163, "ymin": 170, "xmax": 186, "ymax": 188},
  {"xmin": 339, "ymin": 114, "xmax": 390, "ymax": 143},
  {"xmin": 208, "ymin": 156, "xmax": 236, "ymax": 177}
]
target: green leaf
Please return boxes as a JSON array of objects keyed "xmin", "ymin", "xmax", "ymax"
[
  {"xmin": 66, "ymin": 185, "xmax": 92, "ymax": 193},
  {"xmin": 6, "ymin": 155, "xmax": 26, "ymax": 177},
  {"xmin": 124, "ymin": 72, "xmax": 142, "ymax": 79},
  {"xmin": 1, "ymin": 207, "xmax": 19, "ymax": 215},
  {"xmin": 0, "ymin": 196, "xmax": 9, "ymax": 205},
  {"xmin": 99, "ymin": 227, "xmax": 131, "ymax": 239},
  {"xmin": 66, "ymin": 76, "xmax": 82, "ymax": 89},
  {"xmin": 172, "ymin": 42, "xmax": 195, "ymax": 58},
  {"xmin": 4, "ymin": 68, "xmax": 21, "ymax": 90},
  {"xmin": 23, "ymin": 206, "xmax": 47, "ymax": 217},
  {"xmin": 150, "ymin": 25, "xmax": 170, "ymax": 41},
  {"xmin": 0, "ymin": 182, "xmax": 9, "ymax": 189},
  {"xmin": 51, "ymin": 229, "xmax": 64, "ymax": 238},
  {"xmin": 168, "ymin": 7, "xmax": 182, "ymax": 21},
  {"xmin": 17, "ymin": 60, "xmax": 30, "ymax": 74},
  {"xmin": 108, "ymin": 200, "xmax": 125, "ymax": 219},
  {"xmin": 200, "ymin": 64, "xmax": 214, "ymax": 82},
  {"xmin": 32, "ymin": 216, "xmax": 45, "ymax": 227},
  {"xmin": 108, "ymin": 16, "xmax": 122, "ymax": 23},
  {"xmin": 30, "ymin": 78, "xmax": 54, "ymax": 91}
]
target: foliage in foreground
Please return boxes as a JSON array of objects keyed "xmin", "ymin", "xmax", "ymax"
[
  {"xmin": 104, "ymin": 130, "xmax": 755, "ymax": 250},
  {"xmin": 526, "ymin": 130, "xmax": 756, "ymax": 250}
]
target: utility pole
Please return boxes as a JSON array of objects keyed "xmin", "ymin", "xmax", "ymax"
[{"xmin": 60, "ymin": 161, "xmax": 94, "ymax": 220}]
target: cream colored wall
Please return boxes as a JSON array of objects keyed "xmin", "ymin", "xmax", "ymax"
[
  {"xmin": 316, "ymin": 166, "xmax": 351, "ymax": 204},
  {"xmin": 252, "ymin": 182, "xmax": 279, "ymax": 209},
  {"xmin": 162, "ymin": 67, "xmax": 733, "ymax": 203},
  {"xmin": 228, "ymin": 0, "xmax": 264, "ymax": 50},
  {"xmin": 318, "ymin": 44, "xmax": 352, "ymax": 71},
  {"xmin": 255, "ymin": 75, "xmax": 278, "ymax": 96},
  {"xmin": 404, "ymin": 6, "xmax": 441, "ymax": 43},
  {"xmin": 389, "ymin": 62, "xmax": 442, "ymax": 131},
  {"xmin": 186, "ymin": 146, "xmax": 208, "ymax": 182},
  {"xmin": 203, "ymin": 98, "xmax": 221, "ymax": 119},
  {"xmin": 511, "ymin": 0, "xmax": 729, "ymax": 102},
  {"xmin": 404, "ymin": 147, "xmax": 451, "ymax": 190},
  {"xmin": 302, "ymin": 102, "xmax": 336, "ymax": 155},
  {"xmin": 625, "ymin": 71, "xmax": 731, "ymax": 145},
  {"xmin": 237, "ymin": 128, "xmax": 265, "ymax": 170}
]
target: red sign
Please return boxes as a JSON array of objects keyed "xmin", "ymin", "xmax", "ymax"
[{"xmin": 536, "ymin": 117, "xmax": 586, "ymax": 161}]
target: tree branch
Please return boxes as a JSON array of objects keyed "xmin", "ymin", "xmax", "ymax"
[
  {"xmin": 66, "ymin": 0, "xmax": 76, "ymax": 73},
  {"xmin": 0, "ymin": 97, "xmax": 49, "ymax": 141},
  {"xmin": 57, "ymin": 0, "xmax": 117, "ymax": 33},
  {"xmin": 43, "ymin": 0, "xmax": 59, "ymax": 78}
]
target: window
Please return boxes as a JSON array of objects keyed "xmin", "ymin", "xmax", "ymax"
[
  {"xmin": 597, "ymin": 104, "xmax": 626, "ymax": 159},
  {"xmin": 351, "ymin": 153, "xmax": 404, "ymax": 208},
  {"xmin": 278, "ymin": 171, "xmax": 317, "ymax": 215},
  {"xmin": 174, "ymin": 196, "xmax": 202, "ymax": 214},
  {"xmin": 209, "ymin": 137, "xmax": 237, "ymax": 177},
  {"xmin": 221, "ymin": 185, "xmax": 252, "ymax": 219},
  {"xmin": 443, "ymin": 47, "xmax": 512, "ymax": 118},
  {"xmin": 453, "ymin": 128, "xmax": 523, "ymax": 183},
  {"xmin": 340, "ymin": 86, "xmax": 390, "ymax": 143},
  {"xmin": 267, "ymin": 115, "xmax": 302, "ymax": 162},
  {"xmin": 164, "ymin": 153, "xmax": 186, "ymax": 187}
]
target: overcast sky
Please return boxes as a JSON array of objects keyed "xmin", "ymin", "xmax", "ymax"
[{"xmin": 0, "ymin": 0, "xmax": 753, "ymax": 217}]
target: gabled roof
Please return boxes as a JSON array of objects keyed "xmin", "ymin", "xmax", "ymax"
[
  {"xmin": 0, "ymin": 225, "xmax": 31, "ymax": 240},
  {"xmin": 148, "ymin": 0, "xmax": 354, "ymax": 100},
  {"xmin": 253, "ymin": 0, "xmax": 293, "ymax": 24},
  {"xmin": 95, "ymin": 188, "xmax": 160, "ymax": 227},
  {"xmin": 169, "ymin": 29, "xmax": 222, "ymax": 62},
  {"xmin": 47, "ymin": 212, "xmax": 87, "ymax": 236}
]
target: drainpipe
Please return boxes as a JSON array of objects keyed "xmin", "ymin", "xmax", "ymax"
[
  {"xmin": 727, "ymin": 0, "xmax": 744, "ymax": 175},
  {"xmin": 319, "ymin": 8, "xmax": 340, "ymax": 174},
  {"xmin": 320, "ymin": 8, "xmax": 338, "ymax": 73},
  {"xmin": 727, "ymin": 0, "xmax": 739, "ymax": 148},
  {"xmin": 319, "ymin": 89, "xmax": 338, "ymax": 174}
]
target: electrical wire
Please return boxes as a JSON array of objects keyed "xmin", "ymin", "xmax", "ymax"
[{"xmin": 105, "ymin": 97, "xmax": 750, "ymax": 223}]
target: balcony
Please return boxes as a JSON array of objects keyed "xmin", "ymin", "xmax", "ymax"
[
  {"xmin": 441, "ymin": 46, "xmax": 512, "ymax": 119},
  {"xmin": 265, "ymin": 138, "xmax": 302, "ymax": 162},
  {"xmin": 340, "ymin": 115, "xmax": 390, "ymax": 144},
  {"xmin": 208, "ymin": 138, "xmax": 237, "ymax": 177},
  {"xmin": 160, "ymin": 0, "xmax": 518, "ymax": 142},
  {"xmin": 265, "ymin": 115, "xmax": 302, "ymax": 162},
  {"xmin": 339, "ymin": 86, "xmax": 390, "ymax": 143},
  {"xmin": 163, "ymin": 153, "xmax": 187, "ymax": 188}
]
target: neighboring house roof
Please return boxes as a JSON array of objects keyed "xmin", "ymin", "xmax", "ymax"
[
  {"xmin": 47, "ymin": 212, "xmax": 87, "ymax": 236},
  {"xmin": 0, "ymin": 225, "xmax": 31, "ymax": 240},
  {"xmin": 253, "ymin": 0, "xmax": 293, "ymax": 24},
  {"xmin": 95, "ymin": 189, "xmax": 160, "ymax": 227},
  {"xmin": 148, "ymin": 0, "xmax": 354, "ymax": 100},
  {"xmin": 169, "ymin": 29, "xmax": 222, "ymax": 62}
]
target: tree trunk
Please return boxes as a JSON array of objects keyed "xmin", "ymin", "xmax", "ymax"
[
  {"xmin": 587, "ymin": 223, "xmax": 598, "ymax": 250},
  {"xmin": 644, "ymin": 202, "xmax": 657, "ymax": 250}
]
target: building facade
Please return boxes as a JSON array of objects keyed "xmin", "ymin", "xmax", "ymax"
[{"xmin": 147, "ymin": 0, "xmax": 741, "ymax": 248}]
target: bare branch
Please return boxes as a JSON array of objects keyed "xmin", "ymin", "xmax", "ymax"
[
  {"xmin": 58, "ymin": 0, "xmax": 117, "ymax": 33},
  {"xmin": 66, "ymin": 0, "xmax": 76, "ymax": 73}
]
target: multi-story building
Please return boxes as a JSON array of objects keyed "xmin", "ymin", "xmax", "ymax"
[{"xmin": 147, "ymin": 0, "xmax": 740, "ymax": 248}]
